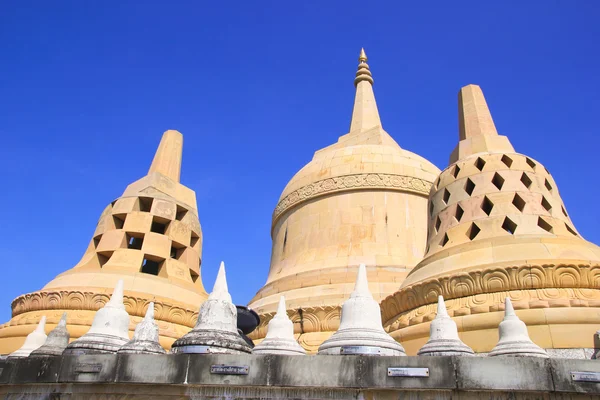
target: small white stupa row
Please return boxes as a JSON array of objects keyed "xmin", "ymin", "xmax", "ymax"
[
  {"xmin": 416, "ymin": 296, "xmax": 548, "ymax": 358},
  {"xmin": 5, "ymin": 263, "xmax": 550, "ymax": 358}
]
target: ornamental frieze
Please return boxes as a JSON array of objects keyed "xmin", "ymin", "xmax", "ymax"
[
  {"xmin": 380, "ymin": 263, "xmax": 600, "ymax": 325},
  {"xmin": 273, "ymin": 173, "xmax": 432, "ymax": 223},
  {"xmin": 10, "ymin": 290, "xmax": 199, "ymax": 328},
  {"xmin": 383, "ymin": 287, "xmax": 600, "ymax": 333}
]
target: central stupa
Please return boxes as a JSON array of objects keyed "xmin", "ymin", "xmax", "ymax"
[
  {"xmin": 249, "ymin": 50, "xmax": 440, "ymax": 351},
  {"xmin": 0, "ymin": 130, "xmax": 207, "ymax": 353}
]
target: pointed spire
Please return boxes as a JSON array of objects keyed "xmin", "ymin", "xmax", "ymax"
[
  {"xmin": 351, "ymin": 264, "xmax": 371, "ymax": 297},
  {"xmin": 171, "ymin": 261, "xmax": 252, "ymax": 354},
  {"xmin": 458, "ymin": 84, "xmax": 498, "ymax": 140},
  {"xmin": 254, "ymin": 296, "xmax": 306, "ymax": 355},
  {"xmin": 349, "ymin": 48, "xmax": 382, "ymax": 134},
  {"xmin": 145, "ymin": 301, "xmax": 155, "ymax": 320},
  {"xmin": 148, "ymin": 130, "xmax": 183, "ymax": 182},
  {"xmin": 417, "ymin": 296, "xmax": 474, "ymax": 356},
  {"xmin": 505, "ymin": 297, "xmax": 516, "ymax": 316},
  {"xmin": 8, "ymin": 316, "xmax": 47, "ymax": 358},
  {"xmin": 63, "ymin": 280, "xmax": 131, "ymax": 355},
  {"xmin": 106, "ymin": 279, "xmax": 125, "ymax": 309},
  {"xmin": 450, "ymin": 84, "xmax": 514, "ymax": 162},
  {"xmin": 34, "ymin": 316, "xmax": 47, "ymax": 333},
  {"xmin": 489, "ymin": 298, "xmax": 548, "ymax": 358},
  {"xmin": 436, "ymin": 295, "xmax": 449, "ymax": 317},
  {"xmin": 117, "ymin": 302, "xmax": 166, "ymax": 355},
  {"xmin": 276, "ymin": 295, "xmax": 287, "ymax": 317},
  {"xmin": 318, "ymin": 267, "xmax": 405, "ymax": 356},
  {"xmin": 30, "ymin": 313, "xmax": 70, "ymax": 357},
  {"xmin": 57, "ymin": 312, "xmax": 68, "ymax": 328},
  {"xmin": 209, "ymin": 261, "xmax": 232, "ymax": 303}
]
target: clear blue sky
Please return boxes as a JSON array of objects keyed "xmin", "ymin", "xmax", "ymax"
[{"xmin": 0, "ymin": 1, "xmax": 599, "ymax": 322}]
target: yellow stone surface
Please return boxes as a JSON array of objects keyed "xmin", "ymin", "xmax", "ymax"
[
  {"xmin": 0, "ymin": 130, "xmax": 208, "ymax": 355},
  {"xmin": 381, "ymin": 85, "xmax": 600, "ymax": 354},
  {"xmin": 249, "ymin": 50, "xmax": 440, "ymax": 351}
]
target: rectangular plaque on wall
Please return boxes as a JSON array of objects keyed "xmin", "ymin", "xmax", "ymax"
[
  {"xmin": 572, "ymin": 371, "xmax": 600, "ymax": 382},
  {"xmin": 387, "ymin": 367, "xmax": 429, "ymax": 377},
  {"xmin": 74, "ymin": 363, "xmax": 103, "ymax": 374},
  {"xmin": 210, "ymin": 365, "xmax": 249, "ymax": 375},
  {"xmin": 340, "ymin": 346, "xmax": 381, "ymax": 355}
]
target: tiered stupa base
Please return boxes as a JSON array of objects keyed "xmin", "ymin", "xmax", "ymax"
[
  {"xmin": 171, "ymin": 329, "xmax": 252, "ymax": 354},
  {"xmin": 63, "ymin": 333, "xmax": 129, "ymax": 355}
]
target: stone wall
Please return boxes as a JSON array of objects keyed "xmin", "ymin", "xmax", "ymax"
[{"xmin": 1, "ymin": 354, "xmax": 600, "ymax": 399}]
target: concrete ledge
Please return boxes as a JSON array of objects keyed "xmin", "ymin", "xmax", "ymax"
[
  {"xmin": 0, "ymin": 354, "xmax": 599, "ymax": 398},
  {"xmin": 455, "ymin": 356, "xmax": 553, "ymax": 391}
]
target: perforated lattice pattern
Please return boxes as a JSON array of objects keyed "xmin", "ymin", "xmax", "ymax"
[
  {"xmin": 426, "ymin": 152, "xmax": 579, "ymax": 254},
  {"xmin": 88, "ymin": 195, "xmax": 203, "ymax": 285}
]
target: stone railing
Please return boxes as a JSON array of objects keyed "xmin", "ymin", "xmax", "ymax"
[{"xmin": 1, "ymin": 354, "xmax": 600, "ymax": 398}]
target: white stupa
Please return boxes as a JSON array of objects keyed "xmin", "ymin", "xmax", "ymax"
[
  {"xmin": 489, "ymin": 298, "xmax": 548, "ymax": 358},
  {"xmin": 253, "ymin": 296, "xmax": 306, "ymax": 355},
  {"xmin": 8, "ymin": 316, "xmax": 47, "ymax": 358},
  {"xmin": 118, "ymin": 302, "xmax": 166, "ymax": 355},
  {"xmin": 63, "ymin": 280, "xmax": 131, "ymax": 355},
  {"xmin": 417, "ymin": 296, "xmax": 474, "ymax": 356},
  {"xmin": 171, "ymin": 262, "xmax": 252, "ymax": 354},
  {"xmin": 318, "ymin": 264, "xmax": 405, "ymax": 356},
  {"xmin": 30, "ymin": 313, "xmax": 70, "ymax": 357}
]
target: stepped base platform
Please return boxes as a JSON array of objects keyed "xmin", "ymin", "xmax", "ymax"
[{"xmin": 1, "ymin": 353, "xmax": 600, "ymax": 398}]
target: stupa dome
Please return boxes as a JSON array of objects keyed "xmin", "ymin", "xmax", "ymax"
[
  {"xmin": 381, "ymin": 85, "xmax": 600, "ymax": 355},
  {"xmin": 0, "ymin": 130, "xmax": 207, "ymax": 355},
  {"xmin": 249, "ymin": 50, "xmax": 440, "ymax": 352}
]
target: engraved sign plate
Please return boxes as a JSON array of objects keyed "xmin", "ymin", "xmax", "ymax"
[
  {"xmin": 388, "ymin": 367, "xmax": 429, "ymax": 377},
  {"xmin": 340, "ymin": 346, "xmax": 381, "ymax": 356},
  {"xmin": 572, "ymin": 371, "xmax": 600, "ymax": 382},
  {"xmin": 176, "ymin": 345, "xmax": 211, "ymax": 354},
  {"xmin": 74, "ymin": 363, "xmax": 103, "ymax": 374},
  {"xmin": 210, "ymin": 365, "xmax": 249, "ymax": 375}
]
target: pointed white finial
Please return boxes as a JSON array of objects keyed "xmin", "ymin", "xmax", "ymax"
[
  {"xmin": 351, "ymin": 264, "xmax": 371, "ymax": 297},
  {"xmin": 505, "ymin": 297, "xmax": 516, "ymax": 316},
  {"xmin": 117, "ymin": 301, "xmax": 165, "ymax": 355},
  {"xmin": 8, "ymin": 317, "xmax": 48, "ymax": 358},
  {"xmin": 106, "ymin": 279, "xmax": 125, "ymax": 309},
  {"xmin": 171, "ymin": 261, "xmax": 251, "ymax": 354},
  {"xmin": 145, "ymin": 302, "xmax": 155, "ymax": 320},
  {"xmin": 63, "ymin": 280, "xmax": 131, "ymax": 354},
  {"xmin": 30, "ymin": 314, "xmax": 70, "ymax": 357},
  {"xmin": 489, "ymin": 297, "xmax": 548, "ymax": 358},
  {"xmin": 208, "ymin": 261, "xmax": 232, "ymax": 303},
  {"xmin": 436, "ymin": 295, "xmax": 449, "ymax": 317},
  {"xmin": 253, "ymin": 296, "xmax": 306, "ymax": 355},
  {"xmin": 318, "ymin": 266, "xmax": 405, "ymax": 356},
  {"xmin": 34, "ymin": 316, "xmax": 47, "ymax": 333},
  {"xmin": 417, "ymin": 296, "xmax": 474, "ymax": 356},
  {"xmin": 276, "ymin": 296, "xmax": 287, "ymax": 318}
]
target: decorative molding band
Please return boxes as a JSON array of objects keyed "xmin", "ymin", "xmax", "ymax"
[
  {"xmin": 380, "ymin": 263, "xmax": 600, "ymax": 325},
  {"xmin": 249, "ymin": 305, "xmax": 341, "ymax": 340},
  {"xmin": 384, "ymin": 287, "xmax": 600, "ymax": 333},
  {"xmin": 10, "ymin": 290, "xmax": 199, "ymax": 328},
  {"xmin": 273, "ymin": 173, "xmax": 432, "ymax": 223}
]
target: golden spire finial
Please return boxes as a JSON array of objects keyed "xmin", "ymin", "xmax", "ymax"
[
  {"xmin": 349, "ymin": 49, "xmax": 381, "ymax": 133},
  {"xmin": 148, "ymin": 130, "xmax": 183, "ymax": 182},
  {"xmin": 458, "ymin": 85, "xmax": 498, "ymax": 140},
  {"xmin": 359, "ymin": 48, "xmax": 367, "ymax": 63},
  {"xmin": 354, "ymin": 48, "xmax": 373, "ymax": 87}
]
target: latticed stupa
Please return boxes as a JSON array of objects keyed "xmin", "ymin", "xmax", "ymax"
[
  {"xmin": 381, "ymin": 85, "xmax": 600, "ymax": 355},
  {"xmin": 0, "ymin": 130, "xmax": 207, "ymax": 353},
  {"xmin": 249, "ymin": 50, "xmax": 440, "ymax": 351}
]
